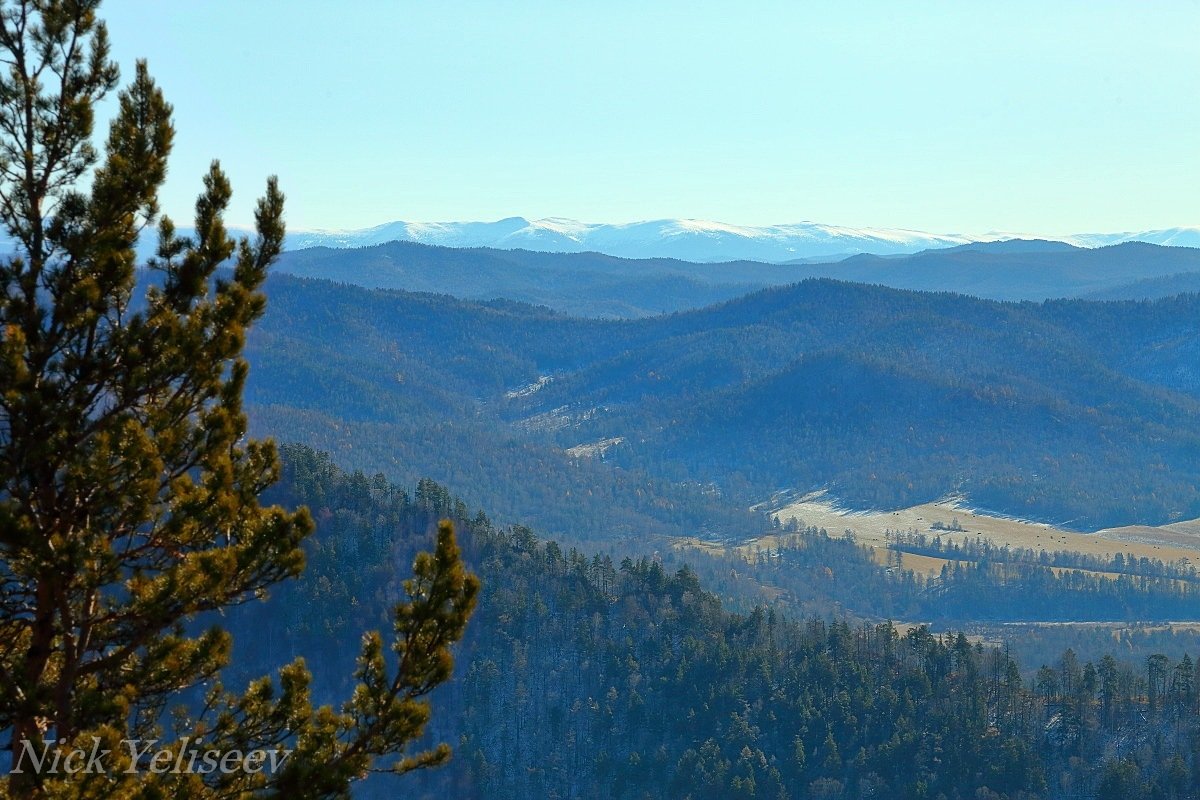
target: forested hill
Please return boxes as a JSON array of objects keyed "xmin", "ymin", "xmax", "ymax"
[
  {"xmin": 242, "ymin": 272, "xmax": 1200, "ymax": 533},
  {"xmin": 270, "ymin": 239, "xmax": 1200, "ymax": 317},
  {"xmin": 235, "ymin": 446, "xmax": 1200, "ymax": 800},
  {"xmin": 1083, "ymin": 271, "xmax": 1200, "ymax": 301},
  {"xmin": 821, "ymin": 241, "xmax": 1200, "ymax": 302},
  {"xmin": 272, "ymin": 241, "xmax": 770, "ymax": 318},
  {"xmin": 532, "ymin": 283, "xmax": 1200, "ymax": 525}
]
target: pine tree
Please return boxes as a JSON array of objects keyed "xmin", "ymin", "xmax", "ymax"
[{"xmin": 0, "ymin": 1, "xmax": 477, "ymax": 796}]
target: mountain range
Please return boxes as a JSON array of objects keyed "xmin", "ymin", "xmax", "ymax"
[
  {"xmin": 270, "ymin": 238, "xmax": 1200, "ymax": 318},
  {"xmin": 238, "ymin": 271, "xmax": 1200, "ymax": 536},
  {"xmin": 283, "ymin": 216, "xmax": 1200, "ymax": 263},
  {"xmin": 53, "ymin": 216, "xmax": 1197, "ymax": 273}
]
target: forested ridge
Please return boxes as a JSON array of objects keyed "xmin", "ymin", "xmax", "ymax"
[
  {"xmin": 236, "ymin": 446, "xmax": 1200, "ymax": 799},
  {"xmin": 268, "ymin": 239, "xmax": 1200, "ymax": 315},
  {"xmin": 238, "ymin": 272, "xmax": 1200, "ymax": 536},
  {"xmin": 272, "ymin": 241, "xmax": 767, "ymax": 318}
]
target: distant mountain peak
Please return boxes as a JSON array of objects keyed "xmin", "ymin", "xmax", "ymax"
[
  {"xmin": 936, "ymin": 239, "xmax": 1083, "ymax": 256},
  {"xmin": 282, "ymin": 217, "xmax": 1200, "ymax": 263}
]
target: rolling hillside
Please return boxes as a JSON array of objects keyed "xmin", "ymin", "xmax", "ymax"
[
  {"xmin": 270, "ymin": 239, "xmax": 1200, "ymax": 317},
  {"xmin": 239, "ymin": 273, "xmax": 1200, "ymax": 537}
]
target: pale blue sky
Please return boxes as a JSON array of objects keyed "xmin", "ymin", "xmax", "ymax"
[{"xmin": 100, "ymin": 1, "xmax": 1199, "ymax": 234}]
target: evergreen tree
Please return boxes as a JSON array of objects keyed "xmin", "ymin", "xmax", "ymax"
[{"xmin": 0, "ymin": 1, "xmax": 477, "ymax": 796}]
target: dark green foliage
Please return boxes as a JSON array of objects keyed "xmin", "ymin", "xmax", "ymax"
[
  {"xmin": 0, "ymin": 3, "xmax": 477, "ymax": 796},
  {"xmin": 265, "ymin": 446, "xmax": 1200, "ymax": 800}
]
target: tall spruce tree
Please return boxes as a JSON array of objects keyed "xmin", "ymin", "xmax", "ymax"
[{"xmin": 0, "ymin": 1, "xmax": 477, "ymax": 797}]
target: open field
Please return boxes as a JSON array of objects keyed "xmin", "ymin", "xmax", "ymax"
[
  {"xmin": 867, "ymin": 543, "xmax": 1130, "ymax": 580},
  {"xmin": 769, "ymin": 493, "xmax": 1200, "ymax": 566},
  {"xmin": 877, "ymin": 550, "xmax": 954, "ymax": 577},
  {"xmin": 995, "ymin": 621, "xmax": 1200, "ymax": 633}
]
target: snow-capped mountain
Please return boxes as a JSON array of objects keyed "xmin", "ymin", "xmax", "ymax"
[
  {"xmin": 285, "ymin": 217, "xmax": 983, "ymax": 262},
  {"xmin": 1063, "ymin": 227, "xmax": 1200, "ymax": 250},
  {"xmin": 12, "ymin": 217, "xmax": 1185, "ymax": 266},
  {"xmin": 284, "ymin": 217, "xmax": 1200, "ymax": 263}
]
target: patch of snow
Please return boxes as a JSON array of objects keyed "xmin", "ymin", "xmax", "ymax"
[
  {"xmin": 514, "ymin": 406, "xmax": 573, "ymax": 433},
  {"xmin": 505, "ymin": 375, "xmax": 552, "ymax": 399},
  {"xmin": 514, "ymin": 405, "xmax": 603, "ymax": 433},
  {"xmin": 565, "ymin": 437, "xmax": 625, "ymax": 459}
]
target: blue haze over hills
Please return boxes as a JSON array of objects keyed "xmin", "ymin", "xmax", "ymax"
[
  {"xmin": 268, "ymin": 236, "xmax": 1200, "ymax": 319},
  {"xmin": 282, "ymin": 217, "xmax": 1200, "ymax": 264}
]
